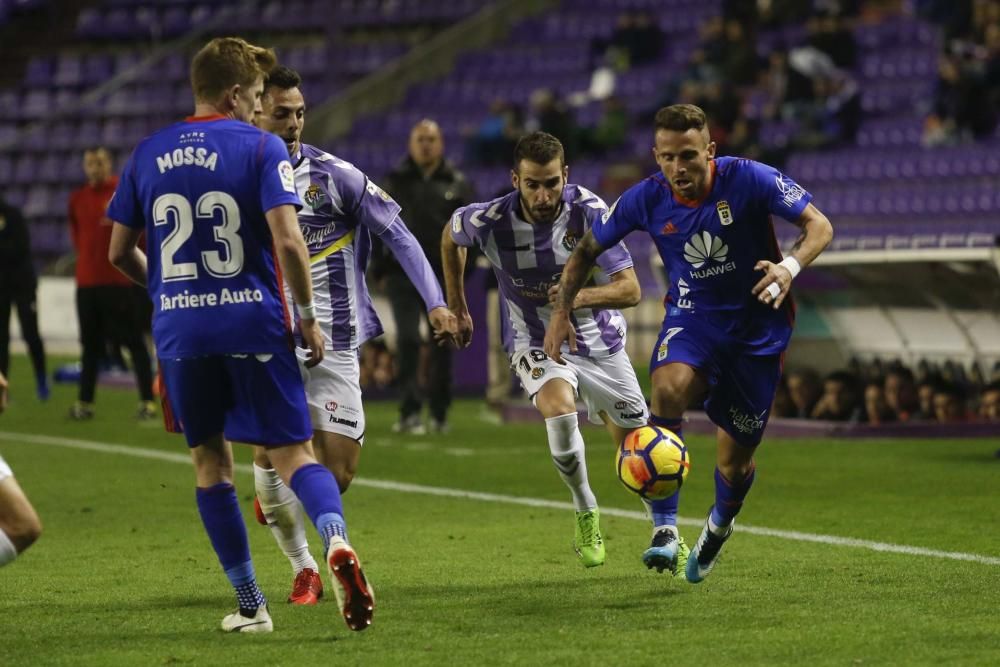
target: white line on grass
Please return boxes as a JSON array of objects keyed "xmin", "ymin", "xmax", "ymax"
[{"xmin": 4, "ymin": 430, "xmax": 999, "ymax": 567}]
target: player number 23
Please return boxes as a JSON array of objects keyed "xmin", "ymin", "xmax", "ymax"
[{"xmin": 153, "ymin": 191, "xmax": 244, "ymax": 282}]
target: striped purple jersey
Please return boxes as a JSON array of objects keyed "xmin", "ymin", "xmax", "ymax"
[
  {"xmin": 289, "ymin": 144, "xmax": 445, "ymax": 350},
  {"xmin": 451, "ymin": 185, "xmax": 633, "ymax": 357}
]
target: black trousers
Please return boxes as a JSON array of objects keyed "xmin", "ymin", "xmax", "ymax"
[
  {"xmin": 0, "ymin": 283, "xmax": 46, "ymax": 383},
  {"xmin": 386, "ymin": 273, "xmax": 452, "ymax": 422},
  {"xmin": 76, "ymin": 286, "xmax": 154, "ymax": 403}
]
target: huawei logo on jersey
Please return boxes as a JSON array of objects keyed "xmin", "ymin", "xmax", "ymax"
[
  {"xmin": 661, "ymin": 221, "xmax": 678, "ymax": 235},
  {"xmin": 683, "ymin": 231, "xmax": 728, "ymax": 268}
]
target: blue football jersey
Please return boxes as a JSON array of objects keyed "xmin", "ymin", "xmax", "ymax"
[
  {"xmin": 593, "ymin": 156, "xmax": 812, "ymax": 353},
  {"xmin": 107, "ymin": 115, "xmax": 302, "ymax": 358}
]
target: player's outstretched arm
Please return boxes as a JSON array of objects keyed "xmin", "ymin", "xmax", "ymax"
[
  {"xmin": 265, "ymin": 204, "xmax": 324, "ymax": 367},
  {"xmin": 108, "ymin": 223, "xmax": 148, "ymax": 286},
  {"xmin": 440, "ymin": 224, "xmax": 472, "ymax": 348},
  {"xmin": 548, "ymin": 267, "xmax": 641, "ymax": 310},
  {"xmin": 752, "ymin": 202, "xmax": 833, "ymax": 310},
  {"xmin": 543, "ymin": 230, "xmax": 606, "ymax": 363},
  {"xmin": 372, "ymin": 212, "xmax": 455, "ymax": 345}
]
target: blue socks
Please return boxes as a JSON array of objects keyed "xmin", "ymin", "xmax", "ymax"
[
  {"xmin": 196, "ymin": 483, "xmax": 266, "ymax": 610},
  {"xmin": 648, "ymin": 414, "xmax": 683, "ymax": 528},
  {"xmin": 195, "ymin": 466, "xmax": 351, "ymax": 611},
  {"xmin": 290, "ymin": 463, "xmax": 348, "ymax": 550},
  {"xmin": 710, "ymin": 461, "xmax": 756, "ymax": 528}
]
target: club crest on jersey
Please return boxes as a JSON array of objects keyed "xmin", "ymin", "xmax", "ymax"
[
  {"xmin": 561, "ymin": 231, "xmax": 578, "ymax": 252},
  {"xmin": 716, "ymin": 201, "xmax": 734, "ymax": 226},
  {"xmin": 531, "ymin": 367, "xmax": 545, "ymax": 380},
  {"xmin": 325, "ymin": 401, "xmax": 338, "ymax": 412},
  {"xmin": 661, "ymin": 220, "xmax": 678, "ymax": 235},
  {"xmin": 304, "ymin": 184, "xmax": 325, "ymax": 209}
]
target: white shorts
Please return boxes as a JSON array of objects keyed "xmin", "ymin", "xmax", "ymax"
[
  {"xmin": 296, "ymin": 349, "xmax": 365, "ymax": 443},
  {"xmin": 511, "ymin": 348, "xmax": 648, "ymax": 428},
  {"xmin": 0, "ymin": 454, "xmax": 12, "ymax": 482}
]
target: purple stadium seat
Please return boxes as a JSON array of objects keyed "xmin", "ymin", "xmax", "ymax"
[
  {"xmin": 21, "ymin": 184, "xmax": 50, "ymax": 217},
  {"xmin": 53, "ymin": 54, "xmax": 83, "ymax": 87}
]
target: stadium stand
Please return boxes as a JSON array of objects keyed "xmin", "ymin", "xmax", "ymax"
[{"xmin": 1, "ymin": 0, "xmax": 998, "ymax": 431}]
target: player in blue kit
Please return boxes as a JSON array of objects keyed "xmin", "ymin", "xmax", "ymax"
[
  {"xmin": 545, "ymin": 104, "xmax": 833, "ymax": 582},
  {"xmin": 106, "ymin": 37, "xmax": 374, "ymax": 633}
]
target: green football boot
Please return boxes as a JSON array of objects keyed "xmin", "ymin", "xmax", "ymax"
[{"xmin": 574, "ymin": 508, "xmax": 606, "ymax": 567}]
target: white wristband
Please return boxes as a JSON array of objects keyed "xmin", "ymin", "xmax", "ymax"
[
  {"xmin": 778, "ymin": 256, "xmax": 801, "ymax": 279},
  {"xmin": 296, "ymin": 301, "xmax": 317, "ymax": 320}
]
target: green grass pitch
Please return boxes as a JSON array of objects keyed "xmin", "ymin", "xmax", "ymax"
[{"xmin": 0, "ymin": 356, "xmax": 998, "ymax": 665}]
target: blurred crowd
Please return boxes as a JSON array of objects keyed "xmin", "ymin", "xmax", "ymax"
[
  {"xmin": 464, "ymin": 0, "xmax": 871, "ymax": 168},
  {"xmin": 774, "ymin": 358, "xmax": 1000, "ymax": 424},
  {"xmin": 919, "ymin": 0, "xmax": 1000, "ymax": 145}
]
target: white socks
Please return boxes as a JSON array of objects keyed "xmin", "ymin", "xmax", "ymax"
[
  {"xmin": 253, "ymin": 464, "xmax": 319, "ymax": 574},
  {"xmin": 0, "ymin": 529, "xmax": 17, "ymax": 567},
  {"xmin": 544, "ymin": 413, "xmax": 597, "ymax": 511}
]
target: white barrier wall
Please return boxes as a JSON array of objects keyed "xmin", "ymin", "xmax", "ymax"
[{"xmin": 8, "ymin": 277, "xmax": 78, "ymax": 354}]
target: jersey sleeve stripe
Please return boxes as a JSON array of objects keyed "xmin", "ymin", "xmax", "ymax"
[{"xmin": 309, "ymin": 229, "xmax": 356, "ymax": 264}]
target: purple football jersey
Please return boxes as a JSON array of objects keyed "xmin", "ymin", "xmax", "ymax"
[
  {"xmin": 451, "ymin": 185, "xmax": 633, "ymax": 357},
  {"xmin": 288, "ymin": 144, "xmax": 445, "ymax": 350}
]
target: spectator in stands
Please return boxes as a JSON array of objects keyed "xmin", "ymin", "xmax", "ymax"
[
  {"xmin": 0, "ymin": 196, "xmax": 47, "ymax": 400},
  {"xmin": 624, "ymin": 11, "xmax": 664, "ymax": 66},
  {"xmin": 525, "ymin": 89, "xmax": 579, "ymax": 159},
  {"xmin": 715, "ymin": 20, "xmax": 760, "ymax": 86},
  {"xmin": 806, "ymin": 12, "xmax": 857, "ymax": 70},
  {"xmin": 380, "ymin": 120, "xmax": 475, "ymax": 434},
  {"xmin": 466, "ymin": 99, "xmax": 523, "ymax": 166},
  {"xmin": 771, "ymin": 378, "xmax": 795, "ymax": 418},
  {"xmin": 590, "ymin": 11, "xmax": 663, "ymax": 70},
  {"xmin": 758, "ymin": 0, "xmax": 812, "ymax": 27},
  {"xmin": 978, "ymin": 381, "xmax": 1000, "ymax": 421},
  {"xmin": 67, "ymin": 147, "xmax": 155, "ymax": 421},
  {"xmin": 786, "ymin": 368, "xmax": 821, "ymax": 419},
  {"xmin": 884, "ymin": 366, "xmax": 922, "ymax": 421},
  {"xmin": 923, "ymin": 10, "xmax": 1000, "ymax": 145},
  {"xmin": 917, "ymin": 377, "xmax": 938, "ymax": 420},
  {"xmin": 863, "ymin": 380, "xmax": 895, "ymax": 425},
  {"xmin": 931, "ymin": 381, "xmax": 968, "ymax": 423},
  {"xmin": 811, "ymin": 370, "xmax": 862, "ymax": 421},
  {"xmin": 580, "ymin": 95, "xmax": 628, "ymax": 157}
]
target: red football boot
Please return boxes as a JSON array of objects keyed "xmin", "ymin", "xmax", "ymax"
[{"xmin": 288, "ymin": 568, "xmax": 324, "ymax": 605}]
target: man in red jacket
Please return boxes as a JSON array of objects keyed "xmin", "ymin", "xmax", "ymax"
[{"xmin": 68, "ymin": 146, "xmax": 154, "ymax": 420}]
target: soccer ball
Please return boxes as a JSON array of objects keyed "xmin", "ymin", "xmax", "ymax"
[{"xmin": 616, "ymin": 425, "xmax": 690, "ymax": 500}]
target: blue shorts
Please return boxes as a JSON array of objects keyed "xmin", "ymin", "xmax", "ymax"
[
  {"xmin": 650, "ymin": 314, "xmax": 784, "ymax": 447},
  {"xmin": 159, "ymin": 350, "xmax": 312, "ymax": 448}
]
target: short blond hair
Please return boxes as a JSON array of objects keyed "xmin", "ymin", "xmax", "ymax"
[{"xmin": 190, "ymin": 37, "xmax": 277, "ymax": 102}]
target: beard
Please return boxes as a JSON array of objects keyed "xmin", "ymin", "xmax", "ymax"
[{"xmin": 519, "ymin": 194, "xmax": 560, "ymax": 224}]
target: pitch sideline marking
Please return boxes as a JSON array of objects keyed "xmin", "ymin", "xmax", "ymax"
[{"xmin": 3, "ymin": 430, "xmax": 999, "ymax": 567}]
